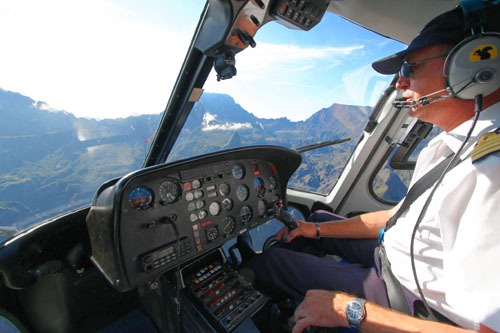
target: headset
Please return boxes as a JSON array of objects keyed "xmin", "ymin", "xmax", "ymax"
[{"xmin": 394, "ymin": 0, "xmax": 500, "ymax": 109}]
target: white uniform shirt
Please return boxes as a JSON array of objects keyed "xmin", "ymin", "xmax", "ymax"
[{"xmin": 384, "ymin": 102, "xmax": 500, "ymax": 330}]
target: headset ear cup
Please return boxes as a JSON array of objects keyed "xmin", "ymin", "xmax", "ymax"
[{"xmin": 445, "ymin": 33, "xmax": 500, "ymax": 100}]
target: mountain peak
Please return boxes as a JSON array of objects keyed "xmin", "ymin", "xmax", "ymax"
[{"xmin": 223, "ymin": 132, "xmax": 242, "ymax": 149}]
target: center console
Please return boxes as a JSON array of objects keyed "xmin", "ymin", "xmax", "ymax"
[{"xmin": 182, "ymin": 250, "xmax": 267, "ymax": 332}]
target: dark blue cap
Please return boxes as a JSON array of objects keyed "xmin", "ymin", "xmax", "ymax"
[{"xmin": 372, "ymin": 2, "xmax": 500, "ymax": 75}]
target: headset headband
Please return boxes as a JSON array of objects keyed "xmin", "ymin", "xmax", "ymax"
[{"xmin": 459, "ymin": 0, "xmax": 487, "ymax": 32}]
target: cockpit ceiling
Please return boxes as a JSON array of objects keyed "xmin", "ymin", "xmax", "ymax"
[{"xmin": 327, "ymin": 0, "xmax": 458, "ymax": 44}]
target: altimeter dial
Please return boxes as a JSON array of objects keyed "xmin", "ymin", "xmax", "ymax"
[{"xmin": 159, "ymin": 179, "xmax": 180, "ymax": 204}]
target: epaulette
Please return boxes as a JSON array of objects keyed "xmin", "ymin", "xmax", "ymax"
[{"xmin": 471, "ymin": 127, "xmax": 500, "ymax": 164}]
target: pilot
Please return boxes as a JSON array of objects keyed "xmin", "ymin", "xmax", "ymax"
[{"xmin": 247, "ymin": 2, "xmax": 500, "ymax": 332}]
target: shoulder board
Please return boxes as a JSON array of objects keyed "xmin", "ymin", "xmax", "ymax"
[{"xmin": 472, "ymin": 127, "xmax": 500, "ymax": 164}]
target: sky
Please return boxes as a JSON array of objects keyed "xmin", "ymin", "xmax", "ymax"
[{"xmin": 0, "ymin": 0, "xmax": 404, "ymax": 121}]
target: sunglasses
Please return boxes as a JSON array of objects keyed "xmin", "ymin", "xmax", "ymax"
[{"xmin": 399, "ymin": 51, "xmax": 449, "ymax": 78}]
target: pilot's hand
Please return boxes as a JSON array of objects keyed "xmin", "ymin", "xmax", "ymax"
[
  {"xmin": 293, "ymin": 290, "xmax": 349, "ymax": 333},
  {"xmin": 276, "ymin": 220, "xmax": 316, "ymax": 242}
]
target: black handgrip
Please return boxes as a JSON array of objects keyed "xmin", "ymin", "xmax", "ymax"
[{"xmin": 276, "ymin": 208, "xmax": 298, "ymax": 230}]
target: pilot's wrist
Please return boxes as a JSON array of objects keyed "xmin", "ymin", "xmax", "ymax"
[{"xmin": 331, "ymin": 292, "xmax": 352, "ymax": 328}]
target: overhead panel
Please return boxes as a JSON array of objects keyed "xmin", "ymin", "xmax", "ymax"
[{"xmin": 327, "ymin": 0, "xmax": 458, "ymax": 44}]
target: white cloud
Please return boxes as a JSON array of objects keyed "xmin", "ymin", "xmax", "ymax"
[
  {"xmin": 0, "ymin": 0, "xmax": 193, "ymax": 119},
  {"xmin": 204, "ymin": 42, "xmax": 366, "ymax": 121},
  {"xmin": 225, "ymin": 42, "xmax": 364, "ymax": 80},
  {"xmin": 32, "ymin": 101, "xmax": 61, "ymax": 113},
  {"xmin": 0, "ymin": 1, "xmax": 393, "ymax": 123},
  {"xmin": 202, "ymin": 112, "xmax": 252, "ymax": 131}
]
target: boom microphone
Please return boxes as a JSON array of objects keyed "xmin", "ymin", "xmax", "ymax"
[
  {"xmin": 392, "ymin": 88, "xmax": 453, "ymax": 108},
  {"xmin": 393, "ymin": 76, "xmax": 478, "ymax": 109}
]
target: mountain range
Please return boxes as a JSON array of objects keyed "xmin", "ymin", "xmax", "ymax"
[{"xmin": 0, "ymin": 88, "xmax": 405, "ymax": 238}]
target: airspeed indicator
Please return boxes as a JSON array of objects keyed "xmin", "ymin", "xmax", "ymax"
[{"xmin": 159, "ymin": 180, "xmax": 181, "ymax": 204}]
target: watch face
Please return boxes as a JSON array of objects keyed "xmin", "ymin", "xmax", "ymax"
[
  {"xmin": 346, "ymin": 299, "xmax": 366, "ymax": 329},
  {"xmin": 347, "ymin": 302, "xmax": 363, "ymax": 320}
]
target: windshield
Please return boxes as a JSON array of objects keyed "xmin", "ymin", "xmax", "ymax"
[
  {"xmin": 0, "ymin": 1, "xmax": 403, "ymax": 242},
  {"xmin": 168, "ymin": 10, "xmax": 404, "ymax": 194},
  {"xmin": 0, "ymin": 1, "xmax": 206, "ymax": 242}
]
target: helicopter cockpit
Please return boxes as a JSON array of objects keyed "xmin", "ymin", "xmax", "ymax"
[{"xmin": 0, "ymin": 0, "xmax": 462, "ymax": 332}]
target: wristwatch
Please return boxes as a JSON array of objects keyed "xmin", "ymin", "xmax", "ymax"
[{"xmin": 345, "ymin": 298, "xmax": 366, "ymax": 330}]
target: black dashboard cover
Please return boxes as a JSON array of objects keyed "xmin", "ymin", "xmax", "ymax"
[{"xmin": 86, "ymin": 146, "xmax": 301, "ymax": 292}]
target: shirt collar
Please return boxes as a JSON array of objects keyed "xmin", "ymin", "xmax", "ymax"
[{"xmin": 438, "ymin": 102, "xmax": 500, "ymax": 154}]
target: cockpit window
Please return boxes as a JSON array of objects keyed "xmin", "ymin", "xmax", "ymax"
[
  {"xmin": 0, "ymin": 1, "xmax": 206, "ymax": 241},
  {"xmin": 0, "ymin": 2, "xmax": 404, "ymax": 241},
  {"xmin": 372, "ymin": 124, "xmax": 442, "ymax": 202},
  {"xmin": 168, "ymin": 12, "xmax": 403, "ymax": 195}
]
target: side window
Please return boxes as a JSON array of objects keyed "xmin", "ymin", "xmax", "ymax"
[{"xmin": 371, "ymin": 122, "xmax": 442, "ymax": 202}]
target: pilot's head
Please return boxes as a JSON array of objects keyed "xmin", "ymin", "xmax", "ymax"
[{"xmin": 372, "ymin": 2, "xmax": 500, "ymax": 131}]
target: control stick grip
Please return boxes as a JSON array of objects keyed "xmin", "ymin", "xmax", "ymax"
[{"xmin": 276, "ymin": 208, "xmax": 298, "ymax": 230}]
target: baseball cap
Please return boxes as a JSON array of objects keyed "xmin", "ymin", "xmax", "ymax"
[{"xmin": 372, "ymin": 2, "xmax": 500, "ymax": 75}]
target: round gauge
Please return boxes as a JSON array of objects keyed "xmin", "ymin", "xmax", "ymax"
[
  {"xmin": 159, "ymin": 180, "xmax": 180, "ymax": 204},
  {"xmin": 196, "ymin": 200, "xmax": 205, "ymax": 210},
  {"xmin": 186, "ymin": 192, "xmax": 194, "ymax": 202},
  {"xmin": 206, "ymin": 226, "xmax": 218, "ymax": 242},
  {"xmin": 232, "ymin": 163, "xmax": 245, "ymax": 180},
  {"xmin": 192, "ymin": 179, "xmax": 202, "ymax": 189},
  {"xmin": 258, "ymin": 199, "xmax": 268, "ymax": 217},
  {"xmin": 222, "ymin": 216, "xmax": 236, "ymax": 237},
  {"xmin": 219, "ymin": 183, "xmax": 231, "ymax": 196},
  {"xmin": 236, "ymin": 184, "xmax": 249, "ymax": 202},
  {"xmin": 198, "ymin": 210, "xmax": 208, "ymax": 220},
  {"xmin": 183, "ymin": 182, "xmax": 192, "ymax": 191},
  {"xmin": 222, "ymin": 198, "xmax": 233, "ymax": 211},
  {"xmin": 187, "ymin": 202, "xmax": 196, "ymax": 212},
  {"xmin": 128, "ymin": 187, "xmax": 153, "ymax": 210},
  {"xmin": 194, "ymin": 190, "xmax": 204, "ymax": 199},
  {"xmin": 239, "ymin": 206, "xmax": 253, "ymax": 225},
  {"xmin": 253, "ymin": 178, "xmax": 265, "ymax": 195},
  {"xmin": 209, "ymin": 201, "xmax": 221, "ymax": 216},
  {"xmin": 190, "ymin": 213, "xmax": 198, "ymax": 222},
  {"xmin": 269, "ymin": 176, "xmax": 277, "ymax": 190}
]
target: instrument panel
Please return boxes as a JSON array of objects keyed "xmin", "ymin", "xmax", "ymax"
[{"xmin": 86, "ymin": 146, "xmax": 301, "ymax": 292}]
